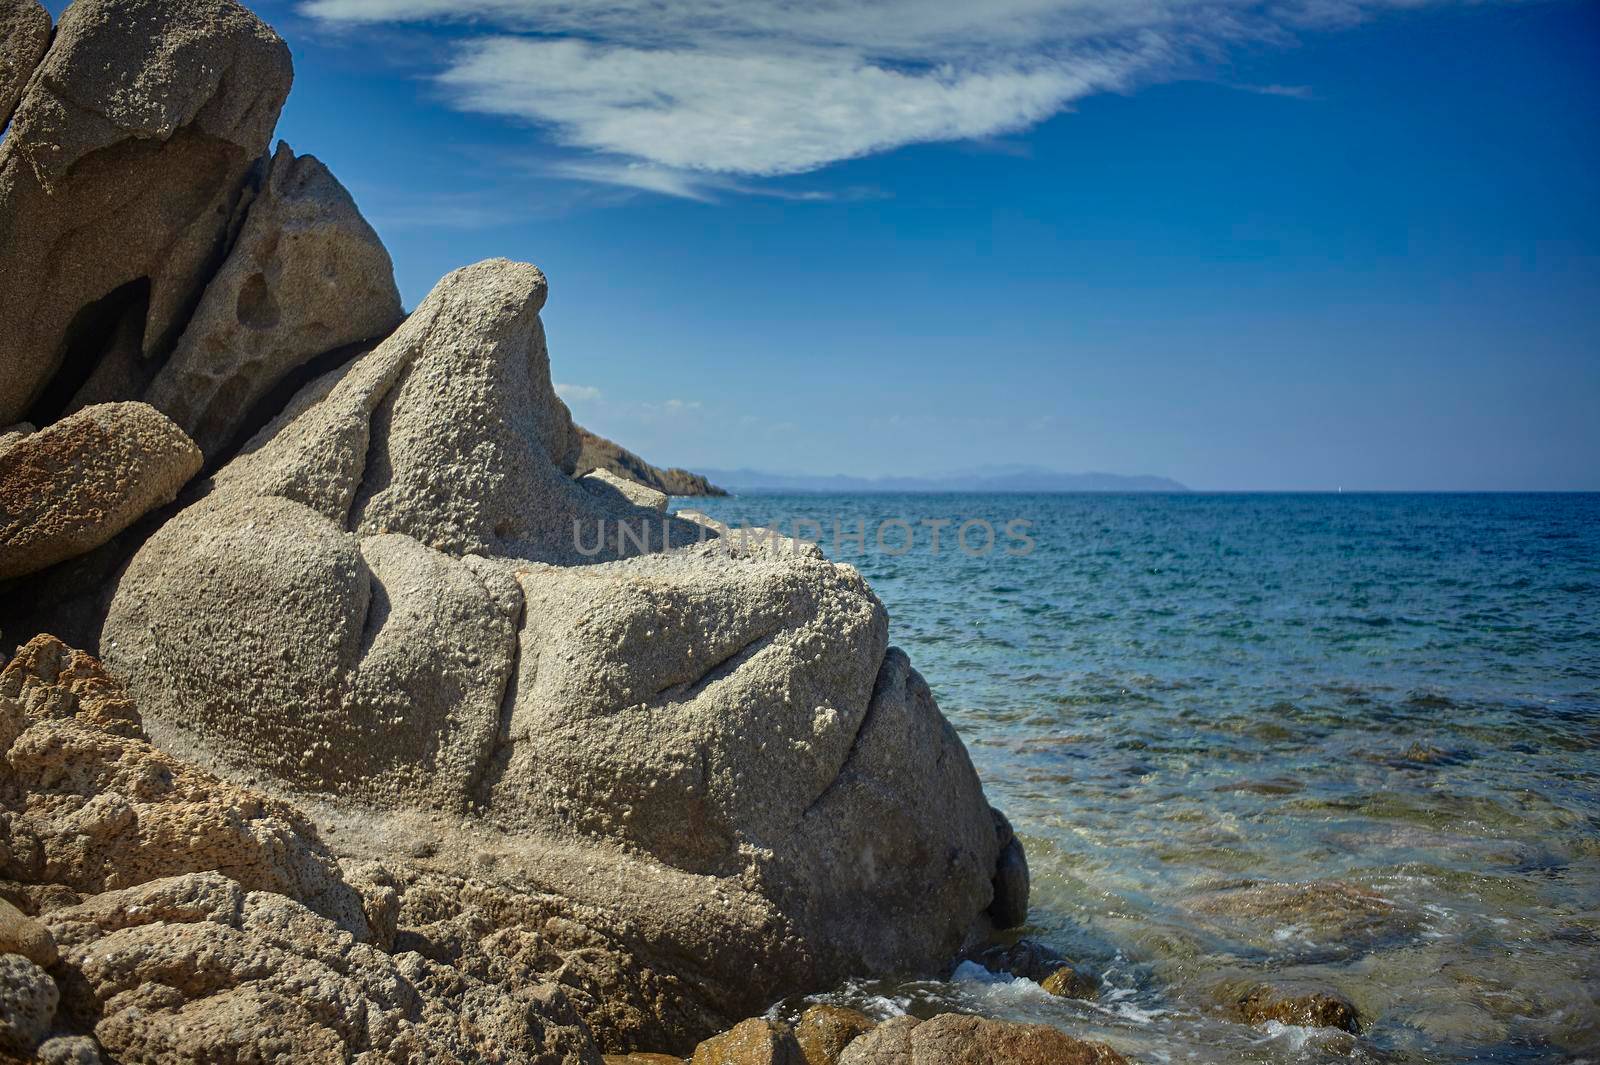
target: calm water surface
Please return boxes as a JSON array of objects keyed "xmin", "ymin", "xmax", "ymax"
[{"xmin": 685, "ymin": 492, "xmax": 1600, "ymax": 1064}]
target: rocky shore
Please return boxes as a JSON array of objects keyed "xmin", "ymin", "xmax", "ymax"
[{"xmin": 0, "ymin": 0, "xmax": 1123, "ymax": 1060}]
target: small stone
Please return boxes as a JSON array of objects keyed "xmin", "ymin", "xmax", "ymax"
[
  {"xmin": 1227, "ymin": 981, "xmax": 1360, "ymax": 1032},
  {"xmin": 1040, "ymin": 965, "xmax": 1099, "ymax": 1000},
  {"xmin": 35, "ymin": 1034, "xmax": 106, "ymax": 1065},
  {"xmin": 0, "ymin": 897, "xmax": 58, "ymax": 967},
  {"xmin": 794, "ymin": 1004, "xmax": 876, "ymax": 1065}
]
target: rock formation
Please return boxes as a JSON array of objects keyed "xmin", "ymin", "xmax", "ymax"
[
  {"xmin": 0, "ymin": 0, "xmax": 50, "ymax": 130},
  {"xmin": 576, "ymin": 426, "xmax": 727, "ymax": 498},
  {"xmin": 0, "ymin": 0, "xmax": 1041, "ymax": 1059},
  {"xmin": 144, "ymin": 140, "xmax": 404, "ymax": 460},
  {"xmin": 0, "ymin": 0, "xmax": 293, "ymax": 427}
]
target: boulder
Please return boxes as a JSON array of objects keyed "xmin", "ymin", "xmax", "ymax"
[
  {"xmin": 0, "ymin": 898, "xmax": 56, "ymax": 967},
  {"xmin": 1220, "ymin": 979, "xmax": 1360, "ymax": 1032},
  {"xmin": 986, "ymin": 809, "xmax": 1029, "ymax": 929},
  {"xmin": 103, "ymin": 258, "xmax": 1016, "ymax": 1024},
  {"xmin": 794, "ymin": 1005, "xmax": 875, "ymax": 1065},
  {"xmin": 144, "ymin": 140, "xmax": 404, "ymax": 460},
  {"xmin": 0, "ymin": 0, "xmax": 292, "ymax": 426},
  {"xmin": 0, "ymin": 954, "xmax": 56, "ymax": 1056},
  {"xmin": 0, "ymin": 403, "xmax": 201, "ymax": 581},
  {"xmin": 690, "ymin": 1019, "xmax": 803, "ymax": 1065},
  {"xmin": 582, "ymin": 467, "xmax": 670, "ymax": 513},
  {"xmin": 0, "ymin": 0, "xmax": 49, "ymax": 130},
  {"xmin": 837, "ymin": 1013, "xmax": 1127, "ymax": 1065}
]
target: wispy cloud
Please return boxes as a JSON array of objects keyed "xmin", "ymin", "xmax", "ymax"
[
  {"xmin": 555, "ymin": 382, "xmax": 603, "ymax": 402},
  {"xmin": 300, "ymin": 0, "xmax": 1496, "ymax": 197}
]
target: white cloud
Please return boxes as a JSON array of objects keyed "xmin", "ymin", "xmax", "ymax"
[
  {"xmin": 301, "ymin": 0, "xmax": 1495, "ymax": 192},
  {"xmin": 555, "ymin": 382, "xmax": 602, "ymax": 402}
]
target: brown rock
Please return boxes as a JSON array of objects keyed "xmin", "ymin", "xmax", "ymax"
[
  {"xmin": 0, "ymin": 0, "xmax": 293, "ymax": 426},
  {"xmin": 144, "ymin": 141, "xmax": 404, "ymax": 460},
  {"xmin": 1040, "ymin": 965, "xmax": 1099, "ymax": 1000},
  {"xmin": 1184, "ymin": 879, "xmax": 1420, "ymax": 959},
  {"xmin": 794, "ymin": 1005, "xmax": 876, "ymax": 1065},
  {"xmin": 605, "ymin": 1057, "xmax": 686, "ymax": 1064},
  {"xmin": 0, "ymin": 403, "xmax": 201, "ymax": 581},
  {"xmin": 691, "ymin": 1018, "xmax": 804, "ymax": 1065},
  {"xmin": 0, "ymin": 897, "xmax": 56, "ymax": 967},
  {"xmin": 0, "ymin": 0, "xmax": 49, "ymax": 130},
  {"xmin": 1225, "ymin": 980, "xmax": 1360, "ymax": 1032},
  {"xmin": 838, "ymin": 1013, "xmax": 1127, "ymax": 1065}
]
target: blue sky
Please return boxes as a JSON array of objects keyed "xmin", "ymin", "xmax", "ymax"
[{"xmin": 51, "ymin": 0, "xmax": 1600, "ymax": 489}]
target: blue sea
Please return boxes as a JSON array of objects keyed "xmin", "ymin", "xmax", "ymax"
[{"xmin": 684, "ymin": 492, "xmax": 1600, "ymax": 1063}]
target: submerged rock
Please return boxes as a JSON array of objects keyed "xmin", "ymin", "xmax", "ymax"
[
  {"xmin": 0, "ymin": 0, "xmax": 50, "ymax": 130},
  {"xmin": 1183, "ymin": 879, "xmax": 1420, "ymax": 960},
  {"xmin": 144, "ymin": 141, "xmax": 404, "ymax": 461},
  {"xmin": 1220, "ymin": 979, "xmax": 1360, "ymax": 1032},
  {"xmin": 837, "ymin": 1013, "xmax": 1127, "ymax": 1065},
  {"xmin": 0, "ymin": 403, "xmax": 201, "ymax": 581},
  {"xmin": 0, "ymin": 0, "xmax": 293, "ymax": 426}
]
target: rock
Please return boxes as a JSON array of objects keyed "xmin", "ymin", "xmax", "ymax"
[
  {"xmin": 1183, "ymin": 880, "xmax": 1420, "ymax": 960},
  {"xmin": 1221, "ymin": 980, "xmax": 1360, "ymax": 1032},
  {"xmin": 1040, "ymin": 966, "xmax": 1099, "ymax": 1000},
  {"xmin": 582, "ymin": 467, "xmax": 670, "ymax": 513},
  {"xmin": 33, "ymin": 1034, "xmax": 106, "ymax": 1065},
  {"xmin": 43, "ymin": 871, "xmax": 605, "ymax": 1064},
  {"xmin": 973, "ymin": 938, "xmax": 1064, "ymax": 982},
  {"xmin": 0, "ymin": 898, "xmax": 56, "ymax": 967},
  {"xmin": 606, "ymin": 1057, "xmax": 685, "ymax": 1065},
  {"xmin": 0, "ymin": 0, "xmax": 293, "ymax": 426},
  {"xmin": 0, "ymin": 403, "xmax": 201, "ymax": 581},
  {"xmin": 0, "ymin": 954, "xmax": 56, "ymax": 1055},
  {"xmin": 0, "ymin": 636, "xmax": 369, "ymax": 937},
  {"xmin": 986, "ymin": 809, "xmax": 1029, "ymax": 929},
  {"xmin": 837, "ymin": 1013, "xmax": 1127, "ymax": 1065},
  {"xmin": 794, "ymin": 1005, "xmax": 875, "ymax": 1065},
  {"xmin": 576, "ymin": 426, "xmax": 726, "ymax": 497},
  {"xmin": 0, "ymin": 0, "xmax": 49, "ymax": 130},
  {"xmin": 691, "ymin": 1018, "xmax": 803, "ymax": 1065},
  {"xmin": 103, "ymin": 258, "xmax": 1012, "ymax": 1025},
  {"xmin": 144, "ymin": 141, "xmax": 404, "ymax": 460}
]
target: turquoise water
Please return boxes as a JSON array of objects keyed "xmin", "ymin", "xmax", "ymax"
[{"xmin": 685, "ymin": 493, "xmax": 1600, "ymax": 1063}]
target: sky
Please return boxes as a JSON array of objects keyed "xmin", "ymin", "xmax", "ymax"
[{"xmin": 48, "ymin": 0, "xmax": 1600, "ymax": 489}]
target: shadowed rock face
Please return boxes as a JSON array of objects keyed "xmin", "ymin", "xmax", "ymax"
[
  {"xmin": 103, "ymin": 257, "xmax": 1013, "ymax": 1007},
  {"xmin": 0, "ymin": 0, "xmax": 50, "ymax": 130},
  {"xmin": 0, "ymin": 0, "xmax": 292, "ymax": 426},
  {"xmin": 144, "ymin": 140, "xmax": 404, "ymax": 461}
]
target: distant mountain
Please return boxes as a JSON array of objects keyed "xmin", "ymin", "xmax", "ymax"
[
  {"xmin": 696, "ymin": 466, "xmax": 1188, "ymax": 494},
  {"xmin": 574, "ymin": 426, "xmax": 727, "ymax": 497}
]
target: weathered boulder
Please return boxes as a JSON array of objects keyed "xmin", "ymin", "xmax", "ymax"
[
  {"xmin": 837, "ymin": 1013, "xmax": 1128, "ymax": 1065},
  {"xmin": 0, "ymin": 898, "xmax": 56, "ymax": 967},
  {"xmin": 144, "ymin": 140, "xmax": 404, "ymax": 460},
  {"xmin": 690, "ymin": 1018, "xmax": 803, "ymax": 1065},
  {"xmin": 103, "ymin": 257, "xmax": 1017, "ymax": 1026},
  {"xmin": 0, "ymin": 403, "xmax": 201, "ymax": 581},
  {"xmin": 0, "ymin": 0, "xmax": 292, "ymax": 426},
  {"xmin": 794, "ymin": 1005, "xmax": 875, "ymax": 1065},
  {"xmin": 986, "ymin": 810, "xmax": 1029, "ymax": 929},
  {"xmin": 0, "ymin": 0, "xmax": 49, "ymax": 130},
  {"xmin": 0, "ymin": 953, "xmax": 57, "ymax": 1056},
  {"xmin": 0, "ymin": 635, "xmax": 368, "ymax": 936}
]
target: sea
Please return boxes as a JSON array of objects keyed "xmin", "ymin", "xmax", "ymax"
[{"xmin": 681, "ymin": 492, "xmax": 1600, "ymax": 1064}]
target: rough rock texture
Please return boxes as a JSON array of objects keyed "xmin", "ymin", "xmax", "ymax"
[
  {"xmin": 0, "ymin": 0, "xmax": 50, "ymax": 130},
  {"xmin": 1183, "ymin": 880, "xmax": 1420, "ymax": 960},
  {"xmin": 690, "ymin": 1018, "xmax": 802, "ymax": 1065},
  {"xmin": 794, "ymin": 1006, "xmax": 875, "ymax": 1065},
  {"xmin": 0, "ymin": 636, "xmax": 367, "ymax": 935},
  {"xmin": 0, "ymin": 0, "xmax": 293, "ymax": 426},
  {"xmin": 986, "ymin": 810, "xmax": 1029, "ymax": 931},
  {"xmin": 0, "ymin": 403, "xmax": 201, "ymax": 581},
  {"xmin": 0, "ymin": 954, "xmax": 57, "ymax": 1056},
  {"xmin": 582, "ymin": 467, "xmax": 669, "ymax": 513},
  {"xmin": 576, "ymin": 426, "xmax": 726, "ymax": 498},
  {"xmin": 103, "ymin": 257, "xmax": 1017, "ymax": 1030},
  {"xmin": 144, "ymin": 140, "xmax": 404, "ymax": 460},
  {"xmin": 0, "ymin": 898, "xmax": 57, "ymax": 967},
  {"xmin": 837, "ymin": 1014, "xmax": 1128, "ymax": 1065},
  {"xmin": 1223, "ymin": 980, "xmax": 1361, "ymax": 1032}
]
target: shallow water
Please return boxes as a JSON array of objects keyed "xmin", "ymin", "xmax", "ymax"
[{"xmin": 684, "ymin": 492, "xmax": 1600, "ymax": 1063}]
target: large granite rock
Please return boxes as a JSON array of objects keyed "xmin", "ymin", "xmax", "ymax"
[
  {"xmin": 0, "ymin": 0, "xmax": 50, "ymax": 130},
  {"xmin": 103, "ymin": 257, "xmax": 1018, "ymax": 1029},
  {"xmin": 837, "ymin": 1014, "xmax": 1128, "ymax": 1065},
  {"xmin": 0, "ymin": 403, "xmax": 201, "ymax": 581},
  {"xmin": 144, "ymin": 140, "xmax": 404, "ymax": 460},
  {"xmin": 0, "ymin": 0, "xmax": 292, "ymax": 426}
]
